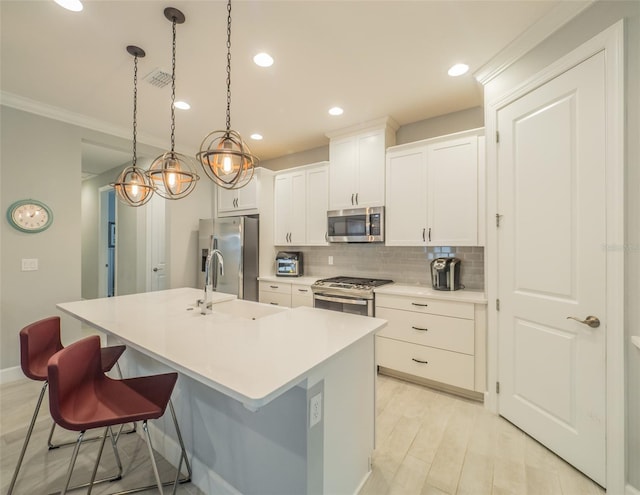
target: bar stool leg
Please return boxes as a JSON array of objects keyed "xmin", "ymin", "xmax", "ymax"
[
  {"xmin": 87, "ymin": 427, "xmax": 109, "ymax": 495},
  {"xmin": 7, "ymin": 381, "xmax": 48, "ymax": 495},
  {"xmin": 142, "ymin": 420, "xmax": 165, "ymax": 494},
  {"xmin": 60, "ymin": 431, "xmax": 85, "ymax": 495},
  {"xmin": 169, "ymin": 400, "xmax": 193, "ymax": 482}
]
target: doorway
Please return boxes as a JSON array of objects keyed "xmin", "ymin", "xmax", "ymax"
[
  {"xmin": 99, "ymin": 186, "xmax": 116, "ymax": 297},
  {"xmin": 486, "ymin": 21, "xmax": 625, "ymax": 491}
]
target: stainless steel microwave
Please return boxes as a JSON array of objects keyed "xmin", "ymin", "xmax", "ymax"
[{"xmin": 327, "ymin": 206, "xmax": 384, "ymax": 243}]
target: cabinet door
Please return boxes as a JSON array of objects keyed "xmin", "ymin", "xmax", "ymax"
[
  {"xmin": 385, "ymin": 146, "xmax": 428, "ymax": 246},
  {"xmin": 291, "ymin": 283, "xmax": 313, "ymax": 308},
  {"xmin": 274, "ymin": 174, "xmax": 292, "ymax": 245},
  {"xmin": 217, "ymin": 187, "xmax": 237, "ymax": 213},
  {"xmin": 427, "ymin": 136, "xmax": 478, "ymax": 246},
  {"xmin": 306, "ymin": 165, "xmax": 329, "ymax": 245},
  {"xmin": 236, "ymin": 174, "xmax": 258, "ymax": 210},
  {"xmin": 289, "ymin": 172, "xmax": 306, "ymax": 245},
  {"xmin": 329, "ymin": 136, "xmax": 358, "ymax": 210},
  {"xmin": 355, "ymin": 129, "xmax": 386, "ymax": 207}
]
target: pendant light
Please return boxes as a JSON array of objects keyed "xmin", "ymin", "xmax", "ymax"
[
  {"xmin": 111, "ymin": 46, "xmax": 154, "ymax": 207},
  {"xmin": 196, "ymin": 0, "xmax": 257, "ymax": 190},
  {"xmin": 147, "ymin": 7, "xmax": 199, "ymax": 200}
]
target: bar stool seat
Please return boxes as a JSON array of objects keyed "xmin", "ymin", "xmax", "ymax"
[
  {"xmin": 8, "ymin": 316, "xmax": 129, "ymax": 495},
  {"xmin": 48, "ymin": 335, "xmax": 192, "ymax": 495}
]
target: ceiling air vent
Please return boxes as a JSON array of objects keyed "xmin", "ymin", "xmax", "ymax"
[{"xmin": 144, "ymin": 68, "xmax": 171, "ymax": 88}]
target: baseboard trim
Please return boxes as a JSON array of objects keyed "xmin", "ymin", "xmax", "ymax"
[
  {"xmin": 378, "ymin": 367, "xmax": 484, "ymax": 402},
  {"xmin": 627, "ymin": 483, "xmax": 640, "ymax": 495},
  {"xmin": 0, "ymin": 366, "xmax": 23, "ymax": 385}
]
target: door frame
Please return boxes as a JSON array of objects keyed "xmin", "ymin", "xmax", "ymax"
[
  {"xmin": 485, "ymin": 21, "xmax": 624, "ymax": 492},
  {"xmin": 98, "ymin": 185, "xmax": 116, "ymax": 297}
]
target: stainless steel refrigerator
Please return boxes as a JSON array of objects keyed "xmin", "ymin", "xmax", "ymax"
[{"xmin": 198, "ymin": 217, "xmax": 259, "ymax": 301}]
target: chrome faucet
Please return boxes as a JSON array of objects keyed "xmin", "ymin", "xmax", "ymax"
[{"xmin": 201, "ymin": 245, "xmax": 224, "ymax": 315}]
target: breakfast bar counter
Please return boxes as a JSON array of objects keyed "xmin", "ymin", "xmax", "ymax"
[{"xmin": 57, "ymin": 287, "xmax": 386, "ymax": 495}]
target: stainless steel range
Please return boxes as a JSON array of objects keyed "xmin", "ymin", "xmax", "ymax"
[{"xmin": 311, "ymin": 276, "xmax": 393, "ymax": 317}]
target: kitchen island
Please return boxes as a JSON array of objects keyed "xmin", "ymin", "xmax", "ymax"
[{"xmin": 57, "ymin": 287, "xmax": 386, "ymax": 495}]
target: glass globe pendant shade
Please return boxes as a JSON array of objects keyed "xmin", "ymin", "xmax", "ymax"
[
  {"xmin": 197, "ymin": 130, "xmax": 256, "ymax": 190},
  {"xmin": 113, "ymin": 165, "xmax": 154, "ymax": 206},
  {"xmin": 147, "ymin": 151, "xmax": 199, "ymax": 200}
]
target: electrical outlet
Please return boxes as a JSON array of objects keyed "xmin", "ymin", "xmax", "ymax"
[
  {"xmin": 328, "ymin": 256, "xmax": 334, "ymax": 265},
  {"xmin": 21, "ymin": 258, "xmax": 38, "ymax": 271},
  {"xmin": 309, "ymin": 392, "xmax": 322, "ymax": 427}
]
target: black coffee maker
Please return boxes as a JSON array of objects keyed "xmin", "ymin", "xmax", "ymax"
[{"xmin": 430, "ymin": 257, "xmax": 463, "ymax": 291}]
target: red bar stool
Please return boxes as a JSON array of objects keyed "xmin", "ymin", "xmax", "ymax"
[
  {"xmin": 7, "ymin": 316, "xmax": 128, "ymax": 495},
  {"xmin": 48, "ymin": 335, "xmax": 192, "ymax": 495}
]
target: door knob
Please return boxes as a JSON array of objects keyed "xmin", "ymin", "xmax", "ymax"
[{"xmin": 566, "ymin": 315, "xmax": 600, "ymax": 328}]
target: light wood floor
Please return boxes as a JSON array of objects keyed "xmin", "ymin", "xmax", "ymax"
[
  {"xmin": 1, "ymin": 374, "xmax": 604, "ymax": 495},
  {"xmin": 361, "ymin": 374, "xmax": 605, "ymax": 495}
]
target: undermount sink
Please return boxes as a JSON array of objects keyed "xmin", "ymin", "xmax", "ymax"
[{"xmin": 211, "ymin": 299, "xmax": 287, "ymax": 320}]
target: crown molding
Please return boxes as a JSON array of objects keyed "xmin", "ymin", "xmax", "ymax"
[
  {"xmin": 473, "ymin": 0, "xmax": 596, "ymax": 85},
  {"xmin": 0, "ymin": 91, "xmax": 167, "ymax": 150}
]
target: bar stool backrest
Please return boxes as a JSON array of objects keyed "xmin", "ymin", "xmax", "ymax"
[{"xmin": 20, "ymin": 316, "xmax": 63, "ymax": 381}]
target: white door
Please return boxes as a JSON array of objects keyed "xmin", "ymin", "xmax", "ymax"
[
  {"xmin": 306, "ymin": 165, "xmax": 329, "ymax": 246},
  {"xmin": 356, "ymin": 129, "xmax": 385, "ymax": 207},
  {"xmin": 147, "ymin": 194, "xmax": 167, "ymax": 291},
  {"xmin": 274, "ymin": 174, "xmax": 292, "ymax": 245},
  {"xmin": 329, "ymin": 136, "xmax": 358, "ymax": 210},
  {"xmin": 497, "ymin": 52, "xmax": 606, "ymax": 485},
  {"xmin": 289, "ymin": 171, "xmax": 306, "ymax": 244}
]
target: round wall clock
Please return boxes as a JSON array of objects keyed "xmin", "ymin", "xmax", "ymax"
[{"xmin": 6, "ymin": 199, "xmax": 54, "ymax": 233}]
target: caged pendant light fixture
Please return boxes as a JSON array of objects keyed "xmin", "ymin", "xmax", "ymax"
[
  {"xmin": 111, "ymin": 46, "xmax": 154, "ymax": 207},
  {"xmin": 147, "ymin": 7, "xmax": 199, "ymax": 200},
  {"xmin": 197, "ymin": 0, "xmax": 257, "ymax": 190}
]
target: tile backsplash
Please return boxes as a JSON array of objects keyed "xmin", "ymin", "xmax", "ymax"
[{"xmin": 293, "ymin": 245, "xmax": 484, "ymax": 290}]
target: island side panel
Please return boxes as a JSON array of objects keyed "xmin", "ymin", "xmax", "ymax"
[
  {"xmin": 120, "ymin": 346, "xmax": 308, "ymax": 495},
  {"xmin": 306, "ymin": 333, "xmax": 376, "ymax": 494}
]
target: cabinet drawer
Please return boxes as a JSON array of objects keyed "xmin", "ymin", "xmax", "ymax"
[
  {"xmin": 376, "ymin": 336, "xmax": 474, "ymax": 390},
  {"xmin": 259, "ymin": 281, "xmax": 291, "ymax": 295},
  {"xmin": 291, "ymin": 284, "xmax": 313, "ymax": 308},
  {"xmin": 376, "ymin": 307, "xmax": 474, "ymax": 354},
  {"xmin": 376, "ymin": 294, "xmax": 473, "ymax": 319},
  {"xmin": 259, "ymin": 291, "xmax": 291, "ymax": 307}
]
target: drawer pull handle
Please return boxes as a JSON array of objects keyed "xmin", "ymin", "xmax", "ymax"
[
  {"xmin": 298, "ymin": 289, "xmax": 308, "ymax": 293},
  {"xmin": 412, "ymin": 358, "xmax": 428, "ymax": 364},
  {"xmin": 270, "ymin": 285, "xmax": 279, "ymax": 289},
  {"xmin": 411, "ymin": 326, "xmax": 428, "ymax": 332},
  {"xmin": 411, "ymin": 302, "xmax": 428, "ymax": 307},
  {"xmin": 270, "ymin": 302, "xmax": 279, "ymax": 306}
]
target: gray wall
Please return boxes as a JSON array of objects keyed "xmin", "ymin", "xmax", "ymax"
[
  {"xmin": 484, "ymin": 1, "xmax": 640, "ymax": 489},
  {"xmin": 1, "ymin": 107, "xmax": 83, "ymax": 367},
  {"xmin": 260, "ymin": 106, "xmax": 484, "ymax": 172},
  {"xmin": 1, "ymin": 106, "xmax": 212, "ymax": 371}
]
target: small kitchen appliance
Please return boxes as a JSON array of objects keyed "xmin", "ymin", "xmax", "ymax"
[
  {"xmin": 276, "ymin": 251, "xmax": 303, "ymax": 277},
  {"xmin": 430, "ymin": 257, "xmax": 463, "ymax": 291}
]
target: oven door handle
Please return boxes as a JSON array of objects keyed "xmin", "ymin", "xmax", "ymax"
[{"xmin": 313, "ymin": 294, "xmax": 368, "ymax": 306}]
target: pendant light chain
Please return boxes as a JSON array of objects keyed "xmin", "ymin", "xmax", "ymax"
[
  {"xmin": 226, "ymin": 0, "xmax": 232, "ymax": 132},
  {"xmin": 132, "ymin": 53, "xmax": 139, "ymax": 167},
  {"xmin": 170, "ymin": 16, "xmax": 177, "ymax": 153}
]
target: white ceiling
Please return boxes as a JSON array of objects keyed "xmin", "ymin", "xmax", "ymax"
[{"xmin": 2, "ymin": 0, "xmax": 572, "ymax": 173}]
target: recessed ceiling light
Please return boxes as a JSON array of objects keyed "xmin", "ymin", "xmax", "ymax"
[
  {"xmin": 250, "ymin": 133, "xmax": 263, "ymax": 140},
  {"xmin": 174, "ymin": 101, "xmax": 190, "ymax": 110},
  {"xmin": 448, "ymin": 63, "xmax": 469, "ymax": 77},
  {"xmin": 253, "ymin": 53, "xmax": 274, "ymax": 67},
  {"xmin": 328, "ymin": 107, "xmax": 344, "ymax": 116},
  {"xmin": 53, "ymin": 0, "xmax": 83, "ymax": 12}
]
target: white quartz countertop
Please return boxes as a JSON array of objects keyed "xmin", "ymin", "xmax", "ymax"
[
  {"xmin": 258, "ymin": 275, "xmax": 318, "ymax": 285},
  {"xmin": 57, "ymin": 288, "xmax": 385, "ymax": 409},
  {"xmin": 374, "ymin": 283, "xmax": 487, "ymax": 304}
]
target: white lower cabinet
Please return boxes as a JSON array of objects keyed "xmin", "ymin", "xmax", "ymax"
[
  {"xmin": 259, "ymin": 279, "xmax": 314, "ymax": 308},
  {"xmin": 375, "ymin": 293, "xmax": 486, "ymax": 395}
]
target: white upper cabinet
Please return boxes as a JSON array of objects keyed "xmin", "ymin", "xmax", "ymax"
[
  {"xmin": 217, "ymin": 167, "xmax": 271, "ymax": 216},
  {"xmin": 385, "ymin": 129, "xmax": 485, "ymax": 247},
  {"xmin": 327, "ymin": 118, "xmax": 397, "ymax": 210},
  {"xmin": 273, "ymin": 162, "xmax": 329, "ymax": 246},
  {"xmin": 305, "ymin": 164, "xmax": 329, "ymax": 245}
]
